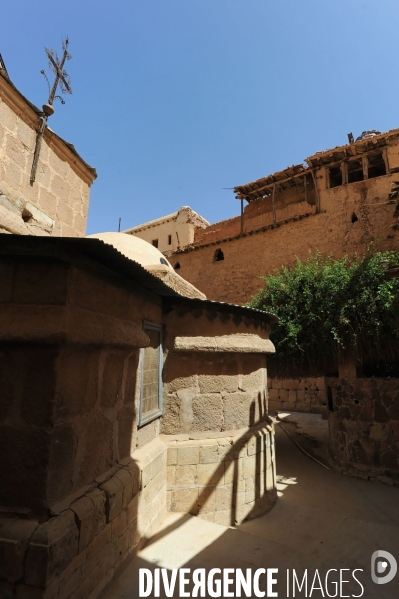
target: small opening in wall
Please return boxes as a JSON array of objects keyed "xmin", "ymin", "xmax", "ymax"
[
  {"xmin": 329, "ymin": 166, "xmax": 342, "ymax": 188},
  {"xmin": 152, "ymin": 239, "xmax": 158, "ymax": 248},
  {"xmin": 174, "ymin": 262, "xmax": 181, "ymax": 270},
  {"xmin": 21, "ymin": 208, "xmax": 33, "ymax": 223},
  {"xmin": 327, "ymin": 386, "xmax": 334, "ymax": 412},
  {"xmin": 367, "ymin": 152, "xmax": 386, "ymax": 179},
  {"xmin": 347, "ymin": 159, "xmax": 364, "ymax": 184},
  {"xmin": 168, "ymin": 234, "xmax": 172, "ymax": 245},
  {"xmin": 160, "ymin": 258, "xmax": 168, "ymax": 266},
  {"xmin": 351, "ymin": 212, "xmax": 358, "ymax": 223},
  {"xmin": 214, "ymin": 249, "xmax": 224, "ymax": 262},
  {"xmin": 354, "ymin": 399, "xmax": 359, "ymax": 404}
]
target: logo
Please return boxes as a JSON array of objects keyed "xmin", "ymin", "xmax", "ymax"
[{"xmin": 371, "ymin": 550, "xmax": 397, "ymax": 585}]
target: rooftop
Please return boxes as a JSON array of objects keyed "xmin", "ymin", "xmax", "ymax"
[{"xmin": 234, "ymin": 127, "xmax": 399, "ymax": 202}]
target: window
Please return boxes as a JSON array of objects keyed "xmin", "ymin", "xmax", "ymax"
[
  {"xmin": 329, "ymin": 166, "xmax": 342, "ymax": 188},
  {"xmin": 367, "ymin": 152, "xmax": 386, "ymax": 179},
  {"xmin": 347, "ymin": 159, "xmax": 364, "ymax": 184},
  {"xmin": 168, "ymin": 234, "xmax": 172, "ymax": 245},
  {"xmin": 152, "ymin": 239, "xmax": 158, "ymax": 248},
  {"xmin": 174, "ymin": 262, "xmax": 181, "ymax": 270},
  {"xmin": 214, "ymin": 249, "xmax": 224, "ymax": 262},
  {"xmin": 139, "ymin": 322, "xmax": 163, "ymax": 426}
]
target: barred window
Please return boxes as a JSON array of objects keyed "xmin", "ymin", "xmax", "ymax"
[{"xmin": 139, "ymin": 322, "xmax": 163, "ymax": 426}]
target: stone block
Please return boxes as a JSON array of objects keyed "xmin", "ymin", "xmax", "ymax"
[
  {"xmin": 223, "ymin": 392, "xmax": 253, "ymax": 431},
  {"xmin": 111, "ymin": 509, "xmax": 127, "ymax": 541},
  {"xmin": 85, "ymin": 525, "xmax": 112, "ymax": 570},
  {"xmin": 167, "ymin": 465, "xmax": 176, "ymax": 487},
  {"xmin": 70, "ymin": 495, "xmax": 98, "ymax": 552},
  {"xmin": 279, "ymin": 389, "xmax": 289, "ymax": 400},
  {"xmin": 167, "ymin": 447, "xmax": 177, "ymax": 466},
  {"xmin": 196, "ymin": 462, "xmax": 222, "ymax": 486},
  {"xmin": 215, "ymin": 484, "xmax": 233, "ymax": 511},
  {"xmin": 241, "ymin": 368, "xmax": 264, "ymax": 392},
  {"xmin": 217, "ymin": 438, "xmax": 235, "ymax": 462},
  {"xmin": 192, "ymin": 394, "xmax": 223, "ymax": 432},
  {"xmin": 100, "ymin": 476, "xmax": 124, "ymax": 522},
  {"xmin": 170, "ymin": 488, "xmax": 199, "ymax": 513},
  {"xmin": 297, "ymin": 389, "xmax": 305, "ymax": 401},
  {"xmin": 289, "ymin": 389, "xmax": 297, "ymax": 402},
  {"xmin": 215, "ymin": 509, "xmax": 234, "ymax": 527},
  {"xmin": 198, "ymin": 374, "xmax": 238, "ymax": 394},
  {"xmin": 126, "ymin": 494, "xmax": 138, "ymax": 526},
  {"xmin": 177, "ymin": 444, "xmax": 199, "ymax": 466},
  {"xmin": 199, "ymin": 441, "xmax": 219, "ymax": 464},
  {"xmin": 58, "ymin": 550, "xmax": 86, "ymax": 599},
  {"xmin": 243, "ymin": 455, "xmax": 256, "ymax": 480},
  {"xmin": 268, "ymin": 388, "xmax": 279, "ymax": 400},
  {"xmin": 114, "ymin": 468, "xmax": 134, "ymax": 508},
  {"xmin": 0, "ymin": 518, "xmax": 39, "ymax": 582},
  {"xmin": 114, "ymin": 528, "xmax": 129, "ymax": 568},
  {"xmin": 25, "ymin": 510, "xmax": 79, "ymax": 587},
  {"xmin": 175, "ymin": 465, "xmax": 196, "ymax": 486},
  {"xmin": 197, "ymin": 486, "xmax": 216, "ymax": 513}
]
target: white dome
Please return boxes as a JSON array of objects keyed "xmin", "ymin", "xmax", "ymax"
[{"xmin": 87, "ymin": 232, "xmax": 173, "ymax": 269}]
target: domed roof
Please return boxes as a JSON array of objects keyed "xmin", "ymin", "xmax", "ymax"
[{"xmin": 87, "ymin": 232, "xmax": 173, "ymax": 268}]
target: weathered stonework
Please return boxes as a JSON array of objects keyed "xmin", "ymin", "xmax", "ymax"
[
  {"xmin": 268, "ymin": 377, "xmax": 327, "ymax": 414},
  {"xmin": 0, "ymin": 71, "xmax": 96, "ymax": 237},
  {"xmin": 165, "ymin": 422, "xmax": 277, "ymax": 526},
  {"xmin": 0, "ymin": 235, "xmax": 278, "ymax": 599},
  {"xmin": 327, "ymin": 377, "xmax": 399, "ymax": 484},
  {"xmin": 168, "ymin": 130, "xmax": 399, "ymax": 304}
]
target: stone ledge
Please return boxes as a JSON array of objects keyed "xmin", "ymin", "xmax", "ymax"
[
  {"xmin": 174, "ymin": 334, "xmax": 275, "ymax": 354},
  {"xmin": 0, "ymin": 304, "xmax": 150, "ymax": 348}
]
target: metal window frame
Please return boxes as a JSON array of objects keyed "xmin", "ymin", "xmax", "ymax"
[{"xmin": 139, "ymin": 321, "xmax": 163, "ymax": 427}]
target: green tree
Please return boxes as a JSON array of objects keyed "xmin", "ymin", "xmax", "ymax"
[{"xmin": 247, "ymin": 250, "xmax": 399, "ymax": 377}]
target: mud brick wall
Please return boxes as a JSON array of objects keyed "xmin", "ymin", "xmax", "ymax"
[
  {"xmin": 328, "ymin": 378, "xmax": 399, "ymax": 484},
  {"xmin": 0, "ymin": 74, "xmax": 95, "ymax": 237},
  {"xmin": 268, "ymin": 377, "xmax": 327, "ymax": 414},
  {"xmin": 0, "ymin": 439, "xmax": 167, "ymax": 599},
  {"xmin": 171, "ymin": 153, "xmax": 399, "ymax": 304},
  {"xmin": 165, "ymin": 422, "xmax": 277, "ymax": 526}
]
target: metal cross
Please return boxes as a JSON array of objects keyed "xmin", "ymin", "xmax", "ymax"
[{"xmin": 30, "ymin": 38, "xmax": 72, "ymax": 183}]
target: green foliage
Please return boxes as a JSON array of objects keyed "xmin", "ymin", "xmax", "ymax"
[{"xmin": 247, "ymin": 249, "xmax": 399, "ymax": 376}]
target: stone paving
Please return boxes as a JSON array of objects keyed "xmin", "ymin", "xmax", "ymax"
[{"xmin": 103, "ymin": 426, "xmax": 399, "ymax": 598}]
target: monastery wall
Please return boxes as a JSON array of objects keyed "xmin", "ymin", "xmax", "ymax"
[
  {"xmin": 172, "ymin": 165, "xmax": 399, "ymax": 305},
  {"xmin": 0, "ymin": 73, "xmax": 96, "ymax": 237}
]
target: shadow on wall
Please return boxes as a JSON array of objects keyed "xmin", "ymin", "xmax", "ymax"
[{"xmin": 144, "ymin": 397, "xmax": 276, "ymax": 551}]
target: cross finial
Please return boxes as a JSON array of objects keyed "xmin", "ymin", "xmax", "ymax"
[{"xmin": 30, "ymin": 38, "xmax": 73, "ymax": 182}]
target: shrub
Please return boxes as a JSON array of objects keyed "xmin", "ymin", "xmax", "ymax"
[{"xmin": 247, "ymin": 249, "xmax": 399, "ymax": 377}]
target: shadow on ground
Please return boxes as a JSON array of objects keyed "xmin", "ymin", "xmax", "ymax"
[{"xmin": 103, "ymin": 427, "xmax": 399, "ymax": 599}]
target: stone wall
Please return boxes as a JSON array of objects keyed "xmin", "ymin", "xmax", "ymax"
[
  {"xmin": 268, "ymin": 377, "xmax": 327, "ymax": 414},
  {"xmin": 0, "ymin": 72, "xmax": 96, "ymax": 237},
  {"xmin": 165, "ymin": 422, "xmax": 276, "ymax": 526},
  {"xmin": 0, "ymin": 438, "xmax": 167, "ymax": 599},
  {"xmin": 327, "ymin": 377, "xmax": 399, "ymax": 484},
  {"xmin": 162, "ymin": 352, "xmax": 268, "ymax": 434},
  {"xmin": 170, "ymin": 149, "xmax": 399, "ymax": 304},
  {"xmin": 0, "ymin": 253, "xmax": 162, "ymax": 516}
]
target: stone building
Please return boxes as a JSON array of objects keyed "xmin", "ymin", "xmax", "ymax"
[
  {"xmin": 0, "ymin": 66, "xmax": 96, "ymax": 237},
  {"xmin": 168, "ymin": 129, "xmax": 399, "ymax": 304},
  {"xmin": 0, "ymin": 232, "xmax": 277, "ymax": 599},
  {"xmin": 124, "ymin": 206, "xmax": 209, "ymax": 256}
]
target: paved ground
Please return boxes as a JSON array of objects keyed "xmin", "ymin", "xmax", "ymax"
[{"xmin": 104, "ymin": 424, "xmax": 399, "ymax": 598}]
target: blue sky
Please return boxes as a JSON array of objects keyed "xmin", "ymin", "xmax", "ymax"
[{"xmin": 3, "ymin": 1, "xmax": 399, "ymax": 233}]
